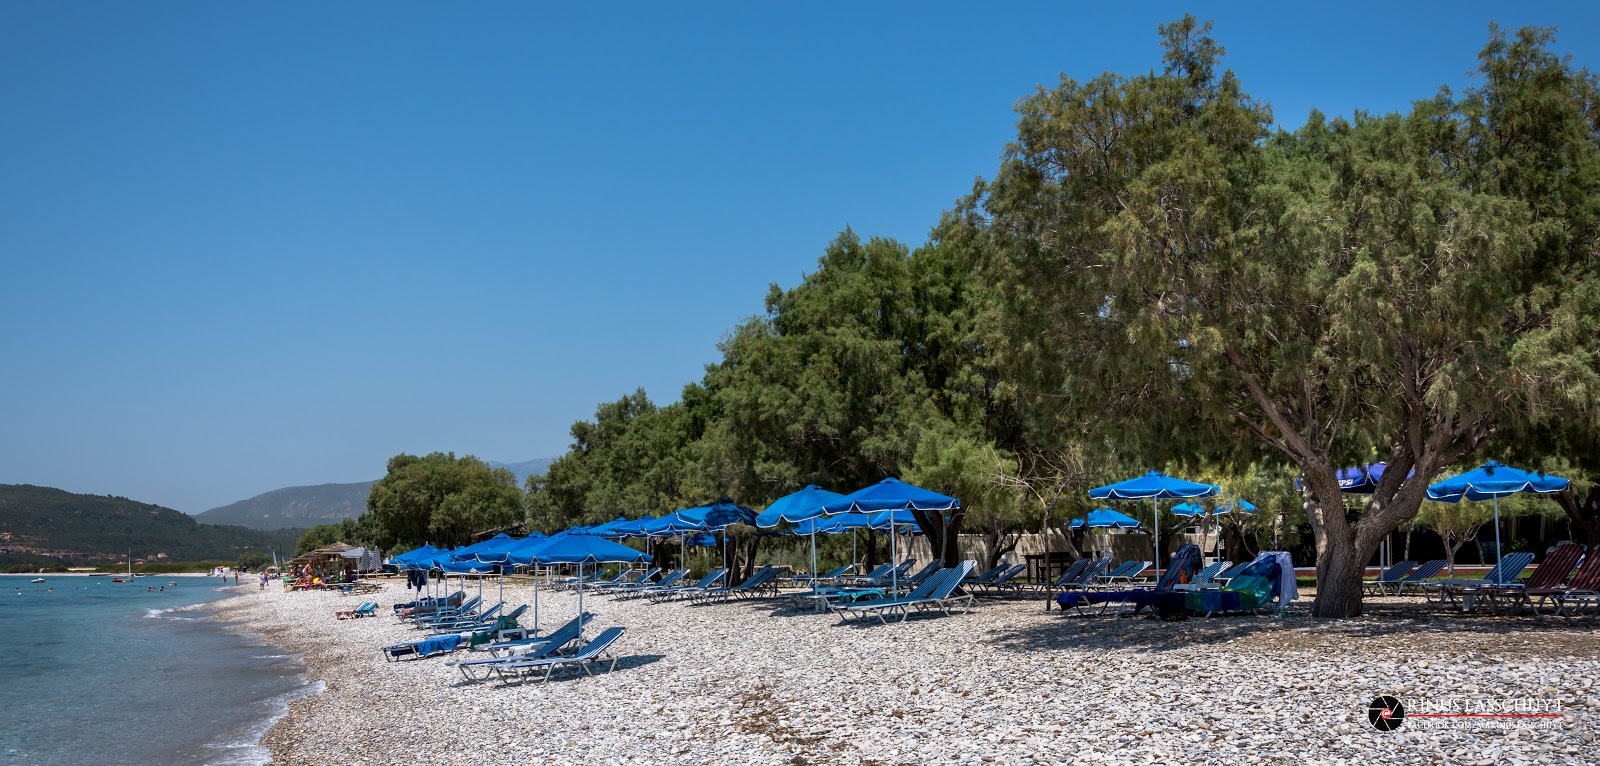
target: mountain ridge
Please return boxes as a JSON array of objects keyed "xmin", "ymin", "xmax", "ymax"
[{"xmin": 194, "ymin": 457, "xmax": 555, "ymax": 530}]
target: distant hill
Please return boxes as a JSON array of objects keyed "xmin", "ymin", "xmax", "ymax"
[
  {"xmin": 196, "ymin": 481, "xmax": 375, "ymax": 531},
  {"xmin": 195, "ymin": 458, "xmax": 554, "ymax": 531},
  {"xmin": 487, "ymin": 458, "xmax": 554, "ymax": 486},
  {"xmin": 0, "ymin": 484, "xmax": 300, "ymax": 563}
]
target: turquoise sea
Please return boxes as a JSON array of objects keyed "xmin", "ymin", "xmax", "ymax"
[{"xmin": 0, "ymin": 574, "xmax": 316, "ymax": 765}]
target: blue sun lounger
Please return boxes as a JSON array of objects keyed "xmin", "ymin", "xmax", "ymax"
[
  {"xmin": 836, "ymin": 561, "xmax": 977, "ymax": 624},
  {"xmin": 491, "ymin": 627, "xmax": 628, "ymax": 684},
  {"xmin": 790, "ymin": 564, "xmax": 856, "ymax": 587},
  {"xmin": 1389, "ymin": 560, "xmax": 1448, "ymax": 595},
  {"xmin": 444, "ymin": 613, "xmax": 593, "ymax": 681},
  {"xmin": 1361, "ymin": 561, "xmax": 1418, "ymax": 595},
  {"xmin": 645, "ymin": 568, "xmax": 729, "ymax": 603}
]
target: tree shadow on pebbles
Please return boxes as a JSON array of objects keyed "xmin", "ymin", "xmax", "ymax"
[{"xmin": 981, "ymin": 600, "xmax": 1598, "ymax": 658}]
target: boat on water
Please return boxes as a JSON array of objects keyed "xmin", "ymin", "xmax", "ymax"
[
  {"xmin": 30, "ymin": 578, "xmax": 45, "ymax": 584},
  {"xmin": 111, "ymin": 549, "xmax": 135, "ymax": 583}
]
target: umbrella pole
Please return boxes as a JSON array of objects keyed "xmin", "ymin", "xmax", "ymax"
[
  {"xmin": 577, "ymin": 562, "xmax": 584, "ymax": 639},
  {"xmin": 532, "ymin": 564, "xmax": 539, "ymax": 634},
  {"xmin": 1152, "ymin": 497, "xmax": 1161, "ymax": 577},
  {"xmin": 810, "ymin": 531, "xmax": 817, "ymax": 583},
  {"xmin": 1493, "ymin": 495, "xmax": 1503, "ymax": 580}
]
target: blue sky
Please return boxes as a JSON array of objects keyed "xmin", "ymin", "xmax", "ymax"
[{"xmin": 2, "ymin": 2, "xmax": 1596, "ymax": 513}]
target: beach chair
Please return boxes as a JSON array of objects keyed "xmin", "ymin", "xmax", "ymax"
[
  {"xmin": 427, "ymin": 604, "xmax": 528, "ymax": 637},
  {"xmin": 686, "ymin": 566, "xmax": 776, "ymax": 605},
  {"xmin": 1478, "ymin": 544, "xmax": 1587, "ymax": 616},
  {"xmin": 335, "ymin": 601, "xmax": 378, "ymax": 620},
  {"xmin": 415, "ymin": 601, "xmax": 503, "ymax": 631},
  {"xmin": 605, "ymin": 569, "xmax": 686, "ymax": 597},
  {"xmin": 969, "ymin": 563, "xmax": 1028, "ymax": 595},
  {"xmin": 445, "ymin": 613, "xmax": 593, "ymax": 681},
  {"xmin": 1183, "ymin": 551, "xmax": 1295, "ymax": 617},
  {"xmin": 1056, "ymin": 546, "xmax": 1202, "ymax": 616},
  {"xmin": 1053, "ymin": 555, "xmax": 1113, "ymax": 596},
  {"xmin": 838, "ymin": 561, "xmax": 978, "ymax": 624},
  {"xmin": 842, "ymin": 560, "xmax": 914, "ymax": 587},
  {"xmin": 590, "ymin": 568, "xmax": 661, "ymax": 592},
  {"xmin": 901, "ymin": 561, "xmax": 943, "ymax": 588},
  {"xmin": 492, "ymin": 627, "xmax": 628, "ymax": 684},
  {"xmin": 394, "ymin": 591, "xmax": 465, "ymax": 618},
  {"xmin": 403, "ymin": 595, "xmax": 482, "ymax": 624},
  {"xmin": 1389, "ymin": 560, "xmax": 1448, "ymax": 596},
  {"xmin": 1210, "ymin": 562, "xmax": 1252, "ymax": 586},
  {"xmin": 1094, "ymin": 561, "xmax": 1152, "ymax": 588},
  {"xmin": 1536, "ymin": 551, "xmax": 1600, "ymax": 622},
  {"xmin": 645, "ymin": 568, "xmax": 728, "ymax": 603},
  {"xmin": 1036, "ymin": 557, "xmax": 1093, "ymax": 594},
  {"xmin": 1422, "ymin": 552, "xmax": 1535, "ymax": 609},
  {"xmin": 961, "ymin": 564, "xmax": 1008, "ymax": 586},
  {"xmin": 1191, "ymin": 560, "xmax": 1231, "ymax": 587},
  {"xmin": 790, "ymin": 564, "xmax": 855, "ymax": 587},
  {"xmin": 1361, "ymin": 561, "xmax": 1418, "ymax": 595}
]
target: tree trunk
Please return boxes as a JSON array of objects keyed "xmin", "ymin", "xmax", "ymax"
[
  {"xmin": 1314, "ymin": 537, "xmax": 1366, "ymax": 618},
  {"xmin": 1554, "ymin": 487, "xmax": 1600, "ymax": 546}
]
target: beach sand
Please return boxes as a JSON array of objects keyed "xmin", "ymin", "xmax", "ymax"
[{"xmin": 215, "ymin": 579, "xmax": 1599, "ymax": 765}]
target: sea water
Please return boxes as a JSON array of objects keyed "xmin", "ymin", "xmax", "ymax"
[{"xmin": 0, "ymin": 574, "xmax": 316, "ymax": 765}]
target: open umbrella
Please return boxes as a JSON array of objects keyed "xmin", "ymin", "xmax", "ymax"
[
  {"xmin": 520, "ymin": 534, "xmax": 651, "ymax": 638},
  {"xmin": 824, "ymin": 478, "xmax": 960, "ymax": 595},
  {"xmin": 1069, "ymin": 508, "xmax": 1142, "ymax": 559},
  {"xmin": 758, "ymin": 486, "xmax": 851, "ymax": 582},
  {"xmin": 1426, "ymin": 461, "xmax": 1569, "ymax": 580},
  {"xmin": 1090, "ymin": 471, "xmax": 1220, "ymax": 576}
]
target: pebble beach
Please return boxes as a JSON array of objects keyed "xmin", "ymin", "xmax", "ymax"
[{"xmin": 214, "ymin": 579, "xmax": 1600, "ymax": 766}]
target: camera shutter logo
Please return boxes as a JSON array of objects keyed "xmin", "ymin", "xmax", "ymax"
[{"xmin": 1368, "ymin": 695, "xmax": 1406, "ymax": 731}]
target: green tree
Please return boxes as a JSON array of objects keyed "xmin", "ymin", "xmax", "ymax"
[
  {"xmin": 236, "ymin": 551, "xmax": 270, "ymax": 571},
  {"xmin": 984, "ymin": 17, "xmax": 1600, "ymax": 616},
  {"xmin": 366, "ymin": 453, "xmax": 524, "ymax": 549}
]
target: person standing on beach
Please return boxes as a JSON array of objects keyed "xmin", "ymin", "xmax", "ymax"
[{"xmin": 233, "ymin": 571, "xmax": 238, "ymax": 585}]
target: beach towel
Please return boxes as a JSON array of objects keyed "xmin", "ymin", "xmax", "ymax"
[{"xmin": 415, "ymin": 634, "xmax": 462, "ymax": 657}]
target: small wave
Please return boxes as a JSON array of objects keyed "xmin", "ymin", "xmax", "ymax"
[
  {"xmin": 205, "ymin": 680, "xmax": 325, "ymax": 765},
  {"xmin": 250, "ymin": 654, "xmax": 292, "ymax": 659}
]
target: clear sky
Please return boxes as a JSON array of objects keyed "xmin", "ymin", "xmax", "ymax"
[{"xmin": 2, "ymin": 2, "xmax": 1596, "ymax": 514}]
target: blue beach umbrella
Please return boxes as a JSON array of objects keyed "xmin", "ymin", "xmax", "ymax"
[
  {"xmin": 1068, "ymin": 508, "xmax": 1143, "ymax": 528},
  {"xmin": 824, "ymin": 478, "xmax": 961, "ymax": 594},
  {"xmin": 1427, "ymin": 461, "xmax": 1570, "ymax": 578},
  {"xmin": 523, "ymin": 534, "xmax": 652, "ymax": 638},
  {"xmin": 572, "ymin": 517, "xmax": 630, "ymax": 536},
  {"xmin": 758, "ymin": 485, "xmax": 850, "ymax": 582},
  {"xmin": 1091, "ymin": 471, "xmax": 1220, "ymax": 575},
  {"xmin": 1069, "ymin": 508, "xmax": 1142, "ymax": 559}
]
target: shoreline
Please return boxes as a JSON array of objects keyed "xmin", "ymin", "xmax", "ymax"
[{"xmin": 221, "ymin": 579, "xmax": 1599, "ymax": 765}]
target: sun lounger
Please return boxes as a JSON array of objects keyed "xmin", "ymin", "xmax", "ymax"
[
  {"xmin": 403, "ymin": 595, "xmax": 482, "ymax": 624},
  {"xmin": 1361, "ymin": 561, "xmax": 1418, "ymax": 595},
  {"xmin": 1422, "ymin": 552, "xmax": 1535, "ymax": 609},
  {"xmin": 1389, "ymin": 560, "xmax": 1447, "ymax": 595},
  {"xmin": 790, "ymin": 564, "xmax": 856, "ymax": 587},
  {"xmin": 837, "ymin": 561, "xmax": 978, "ymax": 624},
  {"xmin": 445, "ymin": 613, "xmax": 593, "ymax": 680},
  {"xmin": 1478, "ymin": 545, "xmax": 1594, "ymax": 618},
  {"xmin": 1056, "ymin": 546, "xmax": 1202, "ymax": 616},
  {"xmin": 590, "ymin": 568, "xmax": 661, "ymax": 591},
  {"xmin": 605, "ymin": 569, "xmax": 687, "ymax": 597},
  {"xmin": 415, "ymin": 601, "xmax": 503, "ymax": 630},
  {"xmin": 1191, "ymin": 560, "xmax": 1231, "ymax": 587},
  {"xmin": 841, "ymin": 560, "xmax": 914, "ymax": 587},
  {"xmin": 1036, "ymin": 557, "xmax": 1093, "ymax": 594},
  {"xmin": 968, "ymin": 563, "xmax": 1028, "ymax": 595},
  {"xmin": 394, "ymin": 591, "xmax": 465, "ymax": 618},
  {"xmin": 1209, "ymin": 562, "xmax": 1252, "ymax": 586},
  {"xmin": 644, "ymin": 568, "xmax": 729, "ymax": 602},
  {"xmin": 1093, "ymin": 561, "xmax": 1152, "ymax": 588},
  {"xmin": 1052, "ymin": 556, "xmax": 1113, "ymax": 598},
  {"xmin": 690, "ymin": 566, "xmax": 781, "ymax": 604},
  {"xmin": 1182, "ymin": 551, "xmax": 1296, "ymax": 617},
  {"xmin": 336, "ymin": 601, "xmax": 378, "ymax": 620},
  {"xmin": 962, "ymin": 564, "xmax": 1008, "ymax": 586},
  {"xmin": 1533, "ymin": 550, "xmax": 1600, "ymax": 622},
  {"xmin": 491, "ymin": 627, "xmax": 627, "ymax": 684}
]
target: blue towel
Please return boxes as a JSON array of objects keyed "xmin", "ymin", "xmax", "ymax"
[{"xmin": 416, "ymin": 634, "xmax": 462, "ymax": 657}]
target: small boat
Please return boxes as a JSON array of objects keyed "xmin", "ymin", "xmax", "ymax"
[{"xmin": 30, "ymin": 578, "xmax": 45, "ymax": 584}]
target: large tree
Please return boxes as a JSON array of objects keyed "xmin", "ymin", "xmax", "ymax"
[
  {"xmin": 985, "ymin": 18, "xmax": 1600, "ymax": 616},
  {"xmin": 365, "ymin": 452, "xmax": 525, "ymax": 550}
]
